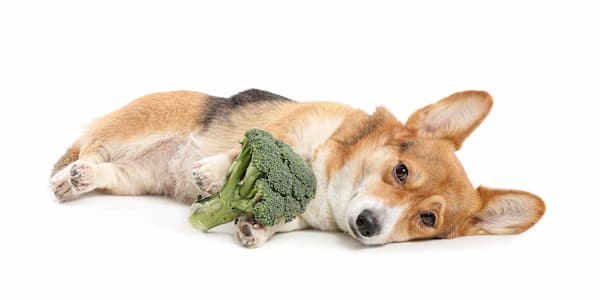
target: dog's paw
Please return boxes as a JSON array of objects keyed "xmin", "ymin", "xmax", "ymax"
[
  {"xmin": 50, "ymin": 161, "xmax": 96, "ymax": 202},
  {"xmin": 50, "ymin": 166, "xmax": 75, "ymax": 202},
  {"xmin": 69, "ymin": 162, "xmax": 96, "ymax": 192},
  {"xmin": 192, "ymin": 154, "xmax": 230, "ymax": 195},
  {"xmin": 235, "ymin": 215, "xmax": 269, "ymax": 248}
]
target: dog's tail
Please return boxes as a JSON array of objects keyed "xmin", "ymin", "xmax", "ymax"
[{"xmin": 51, "ymin": 142, "xmax": 80, "ymax": 178}]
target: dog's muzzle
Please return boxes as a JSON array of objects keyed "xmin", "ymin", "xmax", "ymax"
[{"xmin": 350, "ymin": 209, "xmax": 381, "ymax": 238}]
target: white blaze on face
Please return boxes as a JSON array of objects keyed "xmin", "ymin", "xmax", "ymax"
[
  {"xmin": 326, "ymin": 159, "xmax": 361, "ymax": 232},
  {"xmin": 345, "ymin": 193, "xmax": 408, "ymax": 245},
  {"xmin": 325, "ymin": 156, "xmax": 409, "ymax": 244}
]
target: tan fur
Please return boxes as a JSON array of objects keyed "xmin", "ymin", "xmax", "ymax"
[
  {"xmin": 51, "ymin": 143, "xmax": 80, "ymax": 176},
  {"xmin": 50, "ymin": 89, "xmax": 545, "ymax": 247},
  {"xmin": 459, "ymin": 186, "xmax": 546, "ymax": 236},
  {"xmin": 78, "ymin": 91, "xmax": 208, "ymax": 162},
  {"xmin": 319, "ymin": 91, "xmax": 544, "ymax": 243},
  {"xmin": 406, "ymin": 90, "xmax": 493, "ymax": 149},
  {"xmin": 323, "ymin": 107, "xmax": 398, "ymax": 179},
  {"xmin": 51, "ymin": 91, "xmax": 355, "ymax": 202}
]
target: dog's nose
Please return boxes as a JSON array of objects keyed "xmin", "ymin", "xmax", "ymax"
[{"xmin": 356, "ymin": 210, "xmax": 380, "ymax": 237}]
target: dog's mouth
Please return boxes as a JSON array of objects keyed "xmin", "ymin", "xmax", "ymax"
[{"xmin": 349, "ymin": 220, "xmax": 361, "ymax": 239}]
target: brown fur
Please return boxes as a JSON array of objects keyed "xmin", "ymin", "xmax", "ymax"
[
  {"xmin": 324, "ymin": 107, "xmax": 398, "ymax": 179},
  {"xmin": 50, "ymin": 89, "xmax": 545, "ymax": 245},
  {"xmin": 460, "ymin": 186, "xmax": 546, "ymax": 236},
  {"xmin": 51, "ymin": 143, "xmax": 80, "ymax": 176},
  {"xmin": 312, "ymin": 90, "xmax": 544, "ymax": 242},
  {"xmin": 78, "ymin": 91, "xmax": 208, "ymax": 162},
  {"xmin": 406, "ymin": 90, "xmax": 493, "ymax": 149},
  {"xmin": 51, "ymin": 91, "xmax": 355, "ymax": 201}
]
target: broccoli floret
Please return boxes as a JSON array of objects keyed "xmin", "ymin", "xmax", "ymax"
[{"xmin": 188, "ymin": 129, "xmax": 317, "ymax": 231}]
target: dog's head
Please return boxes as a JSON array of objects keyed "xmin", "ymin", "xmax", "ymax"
[{"xmin": 324, "ymin": 91, "xmax": 545, "ymax": 245}]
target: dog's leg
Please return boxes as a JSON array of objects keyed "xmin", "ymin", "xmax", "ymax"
[
  {"xmin": 50, "ymin": 144, "xmax": 108, "ymax": 201},
  {"xmin": 51, "ymin": 159, "xmax": 155, "ymax": 201},
  {"xmin": 51, "ymin": 143, "xmax": 159, "ymax": 201},
  {"xmin": 234, "ymin": 215, "xmax": 310, "ymax": 248},
  {"xmin": 51, "ymin": 160, "xmax": 96, "ymax": 201},
  {"xmin": 191, "ymin": 123, "xmax": 299, "ymax": 195}
]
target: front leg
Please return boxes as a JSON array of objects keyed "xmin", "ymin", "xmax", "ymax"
[
  {"xmin": 192, "ymin": 146, "xmax": 241, "ymax": 195},
  {"xmin": 191, "ymin": 129, "xmax": 294, "ymax": 195},
  {"xmin": 235, "ymin": 215, "xmax": 310, "ymax": 248}
]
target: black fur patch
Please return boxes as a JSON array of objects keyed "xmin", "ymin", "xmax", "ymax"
[
  {"xmin": 231, "ymin": 89, "xmax": 290, "ymax": 103},
  {"xmin": 200, "ymin": 89, "xmax": 292, "ymax": 128}
]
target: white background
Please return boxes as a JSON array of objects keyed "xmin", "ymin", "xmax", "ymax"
[{"xmin": 1, "ymin": 1, "xmax": 598, "ymax": 299}]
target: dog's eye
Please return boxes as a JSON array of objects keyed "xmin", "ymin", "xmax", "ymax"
[
  {"xmin": 393, "ymin": 163, "xmax": 409, "ymax": 183},
  {"xmin": 420, "ymin": 212, "xmax": 436, "ymax": 227}
]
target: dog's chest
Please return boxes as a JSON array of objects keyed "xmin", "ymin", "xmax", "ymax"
[{"xmin": 301, "ymin": 148, "xmax": 342, "ymax": 231}]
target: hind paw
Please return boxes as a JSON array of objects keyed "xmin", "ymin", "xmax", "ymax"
[
  {"xmin": 69, "ymin": 162, "xmax": 96, "ymax": 192},
  {"xmin": 50, "ymin": 161, "xmax": 97, "ymax": 202}
]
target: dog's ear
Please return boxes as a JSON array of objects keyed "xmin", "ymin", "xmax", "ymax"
[
  {"xmin": 406, "ymin": 91, "xmax": 493, "ymax": 149},
  {"xmin": 462, "ymin": 186, "xmax": 545, "ymax": 236}
]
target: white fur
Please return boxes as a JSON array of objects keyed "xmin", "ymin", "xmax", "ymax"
[
  {"xmin": 186, "ymin": 115, "xmax": 347, "ymax": 246},
  {"xmin": 52, "ymin": 110, "xmax": 403, "ymax": 245},
  {"xmin": 51, "ymin": 133, "xmax": 203, "ymax": 202},
  {"xmin": 235, "ymin": 215, "xmax": 269, "ymax": 248},
  {"xmin": 421, "ymin": 97, "xmax": 489, "ymax": 135},
  {"xmin": 166, "ymin": 135, "xmax": 205, "ymax": 201},
  {"xmin": 50, "ymin": 162, "xmax": 80, "ymax": 201},
  {"xmin": 476, "ymin": 195, "xmax": 536, "ymax": 233},
  {"xmin": 235, "ymin": 216, "xmax": 309, "ymax": 247},
  {"xmin": 345, "ymin": 195, "xmax": 407, "ymax": 245},
  {"xmin": 309, "ymin": 152, "xmax": 410, "ymax": 244},
  {"xmin": 104, "ymin": 135, "xmax": 188, "ymax": 197},
  {"xmin": 292, "ymin": 117, "xmax": 347, "ymax": 231},
  {"xmin": 300, "ymin": 147, "xmax": 341, "ymax": 231},
  {"xmin": 70, "ymin": 161, "xmax": 97, "ymax": 192},
  {"xmin": 291, "ymin": 116, "xmax": 344, "ymax": 160},
  {"xmin": 322, "ymin": 157, "xmax": 358, "ymax": 232},
  {"xmin": 192, "ymin": 154, "xmax": 231, "ymax": 195}
]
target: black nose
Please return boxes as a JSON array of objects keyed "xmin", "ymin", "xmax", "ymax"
[{"xmin": 355, "ymin": 210, "xmax": 380, "ymax": 237}]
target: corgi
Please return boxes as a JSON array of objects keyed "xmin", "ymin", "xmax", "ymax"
[{"xmin": 50, "ymin": 89, "xmax": 545, "ymax": 247}]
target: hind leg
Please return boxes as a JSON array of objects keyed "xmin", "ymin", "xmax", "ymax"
[
  {"xmin": 51, "ymin": 161, "xmax": 95, "ymax": 201},
  {"xmin": 51, "ymin": 145, "xmax": 98, "ymax": 201},
  {"xmin": 50, "ymin": 159, "xmax": 154, "ymax": 202}
]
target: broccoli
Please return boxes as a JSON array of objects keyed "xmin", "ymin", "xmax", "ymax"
[{"xmin": 189, "ymin": 128, "xmax": 317, "ymax": 231}]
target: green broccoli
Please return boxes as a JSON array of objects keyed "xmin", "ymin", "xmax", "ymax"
[{"xmin": 189, "ymin": 128, "xmax": 317, "ymax": 231}]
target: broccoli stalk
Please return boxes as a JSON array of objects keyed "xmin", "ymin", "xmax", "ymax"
[
  {"xmin": 189, "ymin": 129, "xmax": 316, "ymax": 232},
  {"xmin": 188, "ymin": 145, "xmax": 253, "ymax": 231}
]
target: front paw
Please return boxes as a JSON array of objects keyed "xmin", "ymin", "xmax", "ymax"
[
  {"xmin": 235, "ymin": 215, "xmax": 269, "ymax": 248},
  {"xmin": 192, "ymin": 154, "xmax": 230, "ymax": 195}
]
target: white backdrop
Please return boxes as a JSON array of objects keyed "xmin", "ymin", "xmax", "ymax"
[{"xmin": 1, "ymin": 1, "xmax": 598, "ymax": 299}]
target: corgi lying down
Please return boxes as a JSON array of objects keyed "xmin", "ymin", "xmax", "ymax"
[{"xmin": 50, "ymin": 89, "xmax": 545, "ymax": 247}]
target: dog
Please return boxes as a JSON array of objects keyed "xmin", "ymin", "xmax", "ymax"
[{"xmin": 50, "ymin": 89, "xmax": 545, "ymax": 247}]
